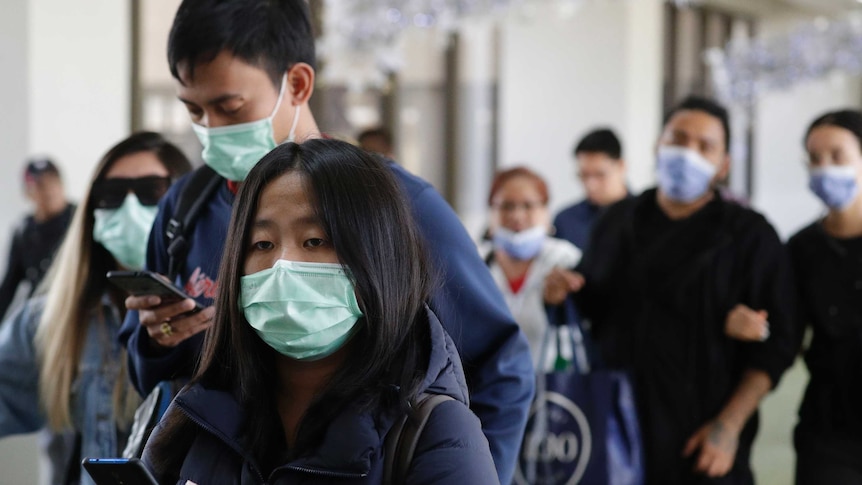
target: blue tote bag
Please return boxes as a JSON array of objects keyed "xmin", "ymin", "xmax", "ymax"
[{"xmin": 514, "ymin": 297, "xmax": 644, "ymax": 485}]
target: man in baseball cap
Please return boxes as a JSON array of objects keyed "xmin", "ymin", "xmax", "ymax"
[{"xmin": 0, "ymin": 157, "xmax": 75, "ymax": 319}]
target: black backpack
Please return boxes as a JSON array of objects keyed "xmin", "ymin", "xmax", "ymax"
[{"xmin": 164, "ymin": 165, "xmax": 224, "ymax": 281}]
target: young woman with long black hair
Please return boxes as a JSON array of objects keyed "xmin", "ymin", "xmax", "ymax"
[{"xmin": 143, "ymin": 139, "xmax": 497, "ymax": 484}]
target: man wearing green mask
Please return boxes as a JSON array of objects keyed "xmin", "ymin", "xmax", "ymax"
[{"xmin": 118, "ymin": 1, "xmax": 534, "ymax": 483}]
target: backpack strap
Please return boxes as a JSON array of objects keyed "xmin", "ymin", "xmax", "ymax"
[
  {"xmin": 165, "ymin": 165, "xmax": 223, "ymax": 281},
  {"xmin": 383, "ymin": 393, "xmax": 454, "ymax": 485}
]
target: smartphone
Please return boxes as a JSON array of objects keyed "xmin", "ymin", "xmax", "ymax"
[
  {"xmin": 106, "ymin": 270, "xmax": 204, "ymax": 313},
  {"xmin": 82, "ymin": 458, "xmax": 159, "ymax": 485}
]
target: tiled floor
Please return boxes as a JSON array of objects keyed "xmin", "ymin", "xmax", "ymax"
[{"xmin": 751, "ymin": 359, "xmax": 808, "ymax": 485}]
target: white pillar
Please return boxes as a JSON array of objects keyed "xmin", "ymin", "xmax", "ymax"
[
  {"xmin": 0, "ymin": 0, "xmax": 130, "ymax": 482},
  {"xmin": 498, "ymin": 0, "xmax": 665, "ymax": 218}
]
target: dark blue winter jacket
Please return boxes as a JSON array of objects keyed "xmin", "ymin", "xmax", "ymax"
[
  {"xmin": 141, "ymin": 308, "xmax": 499, "ymax": 485},
  {"xmin": 120, "ymin": 161, "xmax": 534, "ymax": 483}
]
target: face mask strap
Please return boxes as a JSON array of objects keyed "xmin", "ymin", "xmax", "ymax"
[
  {"xmin": 286, "ymin": 105, "xmax": 301, "ymax": 143},
  {"xmin": 272, "ymin": 72, "xmax": 301, "ymax": 144}
]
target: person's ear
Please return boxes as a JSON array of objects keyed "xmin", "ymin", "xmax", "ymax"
[{"xmin": 286, "ymin": 63, "xmax": 315, "ymax": 105}]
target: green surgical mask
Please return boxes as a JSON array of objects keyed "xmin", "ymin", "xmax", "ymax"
[
  {"xmin": 92, "ymin": 193, "xmax": 158, "ymax": 269},
  {"xmin": 191, "ymin": 74, "xmax": 300, "ymax": 182},
  {"xmin": 240, "ymin": 259, "xmax": 363, "ymax": 361}
]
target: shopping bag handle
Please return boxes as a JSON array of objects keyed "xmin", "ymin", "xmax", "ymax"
[{"xmin": 543, "ymin": 296, "xmax": 591, "ymax": 374}]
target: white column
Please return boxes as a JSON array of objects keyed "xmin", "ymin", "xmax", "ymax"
[
  {"xmin": 498, "ymin": 0, "xmax": 665, "ymax": 218},
  {"xmin": 0, "ymin": 1, "xmax": 131, "ymax": 483},
  {"xmin": 28, "ymin": 0, "xmax": 131, "ymax": 201},
  {"xmin": 453, "ymin": 18, "xmax": 498, "ymax": 239}
]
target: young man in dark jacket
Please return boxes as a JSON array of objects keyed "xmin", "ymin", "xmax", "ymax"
[
  {"xmin": 118, "ymin": 1, "xmax": 533, "ymax": 482},
  {"xmin": 553, "ymin": 128, "xmax": 630, "ymax": 252},
  {"xmin": 545, "ymin": 96, "xmax": 797, "ymax": 484},
  {"xmin": 0, "ymin": 159, "xmax": 74, "ymax": 319}
]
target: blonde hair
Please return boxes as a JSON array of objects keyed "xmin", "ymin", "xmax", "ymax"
[
  {"xmin": 33, "ymin": 132, "xmax": 192, "ymax": 431},
  {"xmin": 34, "ymin": 176, "xmax": 137, "ymax": 431}
]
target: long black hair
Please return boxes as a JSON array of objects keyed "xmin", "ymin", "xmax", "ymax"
[{"xmin": 159, "ymin": 139, "xmax": 435, "ymax": 465}]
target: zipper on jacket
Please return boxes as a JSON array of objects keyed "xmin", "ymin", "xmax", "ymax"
[
  {"xmin": 279, "ymin": 464, "xmax": 368, "ymax": 479},
  {"xmin": 175, "ymin": 403, "xmax": 268, "ymax": 484}
]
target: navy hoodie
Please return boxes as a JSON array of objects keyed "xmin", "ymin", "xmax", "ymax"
[
  {"xmin": 120, "ymin": 162, "xmax": 534, "ymax": 483},
  {"xmin": 142, "ymin": 308, "xmax": 499, "ymax": 485}
]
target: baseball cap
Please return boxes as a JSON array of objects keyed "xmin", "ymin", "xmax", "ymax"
[{"xmin": 24, "ymin": 158, "xmax": 60, "ymax": 183}]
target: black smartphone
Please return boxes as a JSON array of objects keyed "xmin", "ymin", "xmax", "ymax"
[
  {"xmin": 82, "ymin": 458, "xmax": 159, "ymax": 485},
  {"xmin": 106, "ymin": 270, "xmax": 203, "ymax": 313}
]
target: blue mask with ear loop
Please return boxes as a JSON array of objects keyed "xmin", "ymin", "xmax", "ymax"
[
  {"xmin": 809, "ymin": 165, "xmax": 860, "ymax": 210},
  {"xmin": 656, "ymin": 146, "xmax": 718, "ymax": 203},
  {"xmin": 192, "ymin": 74, "xmax": 301, "ymax": 182},
  {"xmin": 493, "ymin": 226, "xmax": 547, "ymax": 260}
]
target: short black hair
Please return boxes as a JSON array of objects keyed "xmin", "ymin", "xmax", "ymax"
[
  {"xmin": 663, "ymin": 96, "xmax": 731, "ymax": 151},
  {"xmin": 168, "ymin": 0, "xmax": 316, "ymax": 87},
  {"xmin": 357, "ymin": 127, "xmax": 393, "ymax": 148},
  {"xmin": 574, "ymin": 128, "xmax": 622, "ymax": 160},
  {"xmin": 805, "ymin": 109, "xmax": 862, "ymax": 150}
]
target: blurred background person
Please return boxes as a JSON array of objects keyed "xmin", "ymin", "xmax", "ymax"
[
  {"xmin": 545, "ymin": 96, "xmax": 798, "ymax": 484},
  {"xmin": 485, "ymin": 166, "xmax": 580, "ymax": 364},
  {"xmin": 786, "ymin": 109, "xmax": 862, "ymax": 484},
  {"xmin": 553, "ymin": 128, "xmax": 630, "ymax": 252},
  {"xmin": 0, "ymin": 132, "xmax": 191, "ymax": 485},
  {"xmin": 0, "ymin": 159, "xmax": 75, "ymax": 320},
  {"xmin": 357, "ymin": 126, "xmax": 395, "ymax": 160}
]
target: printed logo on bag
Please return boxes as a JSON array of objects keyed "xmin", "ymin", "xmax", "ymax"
[{"xmin": 514, "ymin": 391, "xmax": 591, "ymax": 485}]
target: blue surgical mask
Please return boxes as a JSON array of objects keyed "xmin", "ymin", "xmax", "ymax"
[
  {"xmin": 656, "ymin": 146, "xmax": 718, "ymax": 203},
  {"xmin": 809, "ymin": 165, "xmax": 859, "ymax": 210},
  {"xmin": 92, "ymin": 193, "xmax": 158, "ymax": 269},
  {"xmin": 240, "ymin": 260, "xmax": 364, "ymax": 361},
  {"xmin": 192, "ymin": 74, "xmax": 300, "ymax": 182},
  {"xmin": 493, "ymin": 225, "xmax": 546, "ymax": 260}
]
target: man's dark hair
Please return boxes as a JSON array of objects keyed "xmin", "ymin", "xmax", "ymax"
[
  {"xmin": 168, "ymin": 0, "xmax": 316, "ymax": 87},
  {"xmin": 147, "ymin": 139, "xmax": 436, "ymax": 470},
  {"xmin": 357, "ymin": 127, "xmax": 393, "ymax": 150},
  {"xmin": 573, "ymin": 128, "xmax": 622, "ymax": 160},
  {"xmin": 663, "ymin": 96, "xmax": 731, "ymax": 151}
]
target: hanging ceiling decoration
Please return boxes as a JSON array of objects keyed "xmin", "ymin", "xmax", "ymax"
[
  {"xmin": 317, "ymin": 0, "xmax": 699, "ymax": 88},
  {"xmin": 706, "ymin": 15, "xmax": 862, "ymax": 106}
]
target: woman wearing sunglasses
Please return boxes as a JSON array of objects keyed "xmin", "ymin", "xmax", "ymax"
[{"xmin": 0, "ymin": 132, "xmax": 191, "ymax": 485}]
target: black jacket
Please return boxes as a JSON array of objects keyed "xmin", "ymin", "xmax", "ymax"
[
  {"xmin": 788, "ymin": 221, "xmax": 862, "ymax": 442},
  {"xmin": 142, "ymin": 308, "xmax": 499, "ymax": 485},
  {"xmin": 574, "ymin": 189, "xmax": 797, "ymax": 484}
]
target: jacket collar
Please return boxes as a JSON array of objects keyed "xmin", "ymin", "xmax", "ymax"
[{"xmin": 173, "ymin": 305, "xmax": 468, "ymax": 476}]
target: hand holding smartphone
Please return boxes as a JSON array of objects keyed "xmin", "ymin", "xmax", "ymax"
[{"xmin": 107, "ymin": 270, "xmax": 203, "ymax": 316}]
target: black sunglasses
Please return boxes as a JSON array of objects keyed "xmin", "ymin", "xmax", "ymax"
[{"xmin": 91, "ymin": 176, "xmax": 172, "ymax": 209}]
